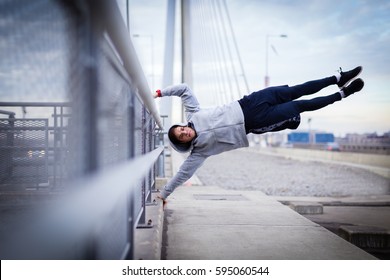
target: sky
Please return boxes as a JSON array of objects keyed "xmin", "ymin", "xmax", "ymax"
[
  {"xmin": 128, "ymin": 0, "xmax": 390, "ymax": 137},
  {"xmin": 0, "ymin": 0, "xmax": 388, "ymax": 137}
]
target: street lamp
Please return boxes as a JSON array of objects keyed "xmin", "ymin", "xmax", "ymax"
[
  {"xmin": 308, "ymin": 117, "xmax": 312, "ymax": 145},
  {"xmin": 264, "ymin": 34, "xmax": 287, "ymax": 88},
  {"xmin": 133, "ymin": 34, "xmax": 155, "ymax": 90}
]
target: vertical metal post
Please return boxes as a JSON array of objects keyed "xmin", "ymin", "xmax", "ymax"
[
  {"xmin": 64, "ymin": 0, "xmax": 101, "ymax": 181},
  {"xmin": 6, "ymin": 114, "xmax": 15, "ymax": 180},
  {"xmin": 139, "ymin": 107, "xmax": 147, "ymax": 225},
  {"xmin": 126, "ymin": 91, "xmax": 135, "ymax": 259},
  {"xmin": 181, "ymin": 0, "xmax": 193, "ymax": 86},
  {"xmin": 77, "ymin": 0, "xmax": 105, "ymax": 176},
  {"xmin": 146, "ymin": 116, "xmax": 153, "ymax": 203},
  {"xmin": 84, "ymin": 35, "xmax": 99, "ymax": 174},
  {"xmin": 265, "ymin": 35, "xmax": 270, "ymax": 88},
  {"xmin": 53, "ymin": 106, "xmax": 58, "ymax": 188},
  {"xmin": 159, "ymin": 0, "xmax": 176, "ymax": 131},
  {"xmin": 44, "ymin": 119, "xmax": 49, "ymax": 188},
  {"xmin": 156, "ymin": 125, "xmax": 165, "ymax": 178},
  {"xmin": 59, "ymin": 105, "xmax": 64, "ymax": 187},
  {"xmin": 126, "ymin": 0, "xmax": 135, "ymax": 260},
  {"xmin": 181, "ymin": 0, "xmax": 193, "ymax": 122},
  {"xmin": 126, "ymin": 190, "xmax": 135, "ymax": 259},
  {"xmin": 264, "ymin": 34, "xmax": 287, "ymax": 88}
]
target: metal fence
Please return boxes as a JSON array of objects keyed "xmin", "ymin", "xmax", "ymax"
[
  {"xmin": 0, "ymin": 103, "xmax": 70, "ymax": 189},
  {"xmin": 0, "ymin": 0, "xmax": 163, "ymax": 259}
]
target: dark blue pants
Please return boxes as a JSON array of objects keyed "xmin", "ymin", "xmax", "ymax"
[{"xmin": 238, "ymin": 76, "xmax": 341, "ymax": 133}]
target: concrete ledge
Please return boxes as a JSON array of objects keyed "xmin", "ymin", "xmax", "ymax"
[
  {"xmin": 289, "ymin": 202, "xmax": 323, "ymax": 214},
  {"xmin": 155, "ymin": 177, "xmax": 169, "ymax": 189},
  {"xmin": 134, "ymin": 192, "xmax": 164, "ymax": 260},
  {"xmin": 339, "ymin": 225, "xmax": 390, "ymax": 249},
  {"xmin": 253, "ymin": 147, "xmax": 390, "ymax": 178},
  {"xmin": 272, "ymin": 147, "xmax": 390, "ymax": 169},
  {"xmin": 273, "ymin": 195, "xmax": 390, "ymax": 206}
]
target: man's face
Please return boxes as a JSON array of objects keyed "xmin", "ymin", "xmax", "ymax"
[{"xmin": 174, "ymin": 126, "xmax": 196, "ymax": 143}]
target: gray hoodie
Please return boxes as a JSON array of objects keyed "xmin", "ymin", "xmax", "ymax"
[{"xmin": 159, "ymin": 84, "xmax": 249, "ymax": 199}]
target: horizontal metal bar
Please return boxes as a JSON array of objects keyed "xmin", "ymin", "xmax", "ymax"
[
  {"xmin": 0, "ymin": 109, "xmax": 16, "ymax": 116},
  {"xmin": 0, "ymin": 127, "xmax": 48, "ymax": 131},
  {"xmin": 0, "ymin": 147, "xmax": 46, "ymax": 150},
  {"xmin": 0, "ymin": 102, "xmax": 71, "ymax": 107}
]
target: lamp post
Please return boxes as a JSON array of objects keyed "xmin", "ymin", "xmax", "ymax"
[
  {"xmin": 308, "ymin": 117, "xmax": 312, "ymax": 146},
  {"xmin": 133, "ymin": 34, "xmax": 155, "ymax": 90},
  {"xmin": 264, "ymin": 34, "xmax": 287, "ymax": 88}
]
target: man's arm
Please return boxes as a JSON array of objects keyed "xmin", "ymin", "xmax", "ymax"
[
  {"xmin": 154, "ymin": 84, "xmax": 200, "ymax": 120},
  {"xmin": 159, "ymin": 153, "xmax": 206, "ymax": 200}
]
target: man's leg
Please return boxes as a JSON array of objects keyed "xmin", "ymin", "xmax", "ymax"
[
  {"xmin": 286, "ymin": 76, "xmax": 336, "ymax": 100},
  {"xmin": 260, "ymin": 76, "xmax": 336, "ymax": 105},
  {"xmin": 294, "ymin": 93, "xmax": 341, "ymax": 112},
  {"xmin": 273, "ymin": 66, "xmax": 362, "ymax": 103},
  {"xmin": 265, "ymin": 78, "xmax": 364, "ymax": 124},
  {"xmin": 295, "ymin": 78, "xmax": 365, "ymax": 112}
]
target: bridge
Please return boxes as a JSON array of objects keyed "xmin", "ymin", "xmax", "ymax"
[{"xmin": 0, "ymin": 0, "xmax": 388, "ymax": 261}]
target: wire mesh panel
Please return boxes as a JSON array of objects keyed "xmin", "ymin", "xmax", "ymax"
[
  {"xmin": 0, "ymin": 118, "xmax": 48, "ymax": 186},
  {"xmin": 0, "ymin": 0, "xmax": 72, "ymax": 188},
  {"xmin": 96, "ymin": 43, "xmax": 131, "ymax": 169},
  {"xmin": 132, "ymin": 100, "xmax": 145, "ymax": 223},
  {"xmin": 0, "ymin": 104, "xmax": 71, "ymax": 190},
  {"xmin": 0, "ymin": 0, "xmax": 69, "ymax": 103}
]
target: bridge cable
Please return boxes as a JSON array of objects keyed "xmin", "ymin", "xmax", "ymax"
[{"xmin": 222, "ymin": 0, "xmax": 250, "ymax": 94}]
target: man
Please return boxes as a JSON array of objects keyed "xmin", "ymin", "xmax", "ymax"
[{"xmin": 154, "ymin": 66, "xmax": 364, "ymax": 202}]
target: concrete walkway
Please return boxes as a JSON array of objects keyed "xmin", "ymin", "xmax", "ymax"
[{"xmin": 162, "ymin": 184, "xmax": 376, "ymax": 260}]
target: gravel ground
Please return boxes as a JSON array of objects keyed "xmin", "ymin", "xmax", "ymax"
[{"xmin": 196, "ymin": 148, "xmax": 390, "ymax": 197}]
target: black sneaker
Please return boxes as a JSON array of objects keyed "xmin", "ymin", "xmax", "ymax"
[
  {"xmin": 337, "ymin": 66, "xmax": 362, "ymax": 88},
  {"xmin": 342, "ymin": 78, "xmax": 364, "ymax": 97}
]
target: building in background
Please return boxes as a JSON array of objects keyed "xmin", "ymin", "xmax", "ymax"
[
  {"xmin": 252, "ymin": 130, "xmax": 390, "ymax": 155},
  {"xmin": 337, "ymin": 132, "xmax": 390, "ymax": 155}
]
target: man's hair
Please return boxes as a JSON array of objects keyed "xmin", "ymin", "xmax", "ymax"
[{"xmin": 168, "ymin": 125, "xmax": 181, "ymax": 144}]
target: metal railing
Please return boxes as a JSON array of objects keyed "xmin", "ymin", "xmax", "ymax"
[
  {"xmin": 0, "ymin": 0, "xmax": 164, "ymax": 259},
  {"xmin": 0, "ymin": 102, "xmax": 70, "ymax": 189}
]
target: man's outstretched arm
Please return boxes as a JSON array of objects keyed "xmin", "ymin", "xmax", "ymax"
[
  {"xmin": 159, "ymin": 153, "xmax": 207, "ymax": 200},
  {"xmin": 154, "ymin": 84, "xmax": 200, "ymax": 120}
]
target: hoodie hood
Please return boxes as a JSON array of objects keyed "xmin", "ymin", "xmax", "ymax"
[{"xmin": 168, "ymin": 123, "xmax": 194, "ymax": 153}]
